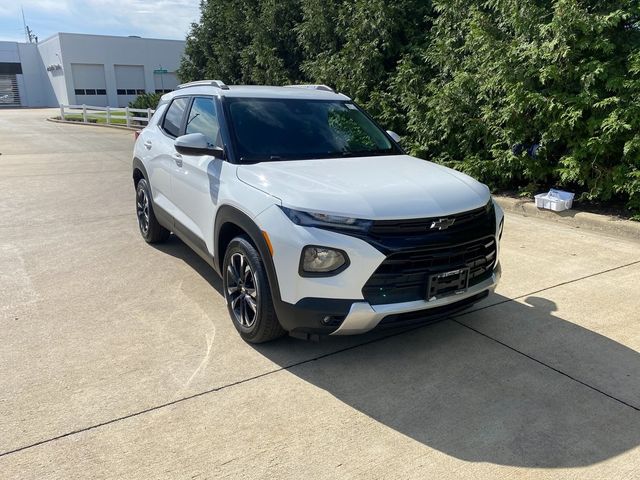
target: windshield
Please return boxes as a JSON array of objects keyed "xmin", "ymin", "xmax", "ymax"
[{"xmin": 225, "ymin": 98, "xmax": 400, "ymax": 162}]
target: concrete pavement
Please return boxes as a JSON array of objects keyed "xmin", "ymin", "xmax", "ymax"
[{"xmin": 0, "ymin": 109, "xmax": 639, "ymax": 479}]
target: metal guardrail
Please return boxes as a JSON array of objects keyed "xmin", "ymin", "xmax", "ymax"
[{"xmin": 59, "ymin": 104, "xmax": 155, "ymax": 128}]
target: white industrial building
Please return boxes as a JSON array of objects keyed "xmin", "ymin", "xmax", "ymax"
[{"xmin": 0, "ymin": 32, "xmax": 185, "ymax": 108}]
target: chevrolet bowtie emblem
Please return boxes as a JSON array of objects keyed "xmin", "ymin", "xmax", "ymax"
[{"xmin": 430, "ymin": 218, "xmax": 455, "ymax": 230}]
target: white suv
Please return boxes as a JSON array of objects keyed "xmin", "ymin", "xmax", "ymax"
[{"xmin": 133, "ymin": 80, "xmax": 503, "ymax": 343}]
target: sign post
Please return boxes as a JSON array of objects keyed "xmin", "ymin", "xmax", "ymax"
[{"xmin": 153, "ymin": 66, "xmax": 168, "ymax": 91}]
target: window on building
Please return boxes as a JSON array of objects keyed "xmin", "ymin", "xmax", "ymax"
[
  {"xmin": 126, "ymin": 89, "xmax": 135, "ymax": 95},
  {"xmin": 85, "ymin": 89, "xmax": 96, "ymax": 95},
  {"xmin": 75, "ymin": 89, "xmax": 85, "ymax": 95},
  {"xmin": 162, "ymin": 97, "xmax": 188, "ymax": 137},
  {"xmin": 136, "ymin": 89, "xmax": 145, "ymax": 95},
  {"xmin": 155, "ymin": 89, "xmax": 173, "ymax": 94},
  {"xmin": 186, "ymin": 97, "xmax": 220, "ymax": 146},
  {"xmin": 97, "ymin": 89, "xmax": 106, "ymax": 95},
  {"xmin": 117, "ymin": 89, "xmax": 126, "ymax": 95}
]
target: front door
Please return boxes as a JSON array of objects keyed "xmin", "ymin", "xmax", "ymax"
[{"xmin": 170, "ymin": 96, "xmax": 224, "ymax": 256}]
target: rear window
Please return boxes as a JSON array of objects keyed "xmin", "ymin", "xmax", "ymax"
[{"xmin": 162, "ymin": 97, "xmax": 189, "ymax": 137}]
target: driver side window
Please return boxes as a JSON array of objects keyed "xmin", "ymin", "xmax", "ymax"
[{"xmin": 186, "ymin": 97, "xmax": 220, "ymax": 147}]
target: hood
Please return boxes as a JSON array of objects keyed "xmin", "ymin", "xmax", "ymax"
[{"xmin": 236, "ymin": 155, "xmax": 490, "ymax": 220}]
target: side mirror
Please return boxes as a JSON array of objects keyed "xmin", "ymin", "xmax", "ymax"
[
  {"xmin": 386, "ymin": 130, "xmax": 401, "ymax": 143},
  {"xmin": 174, "ymin": 133, "xmax": 224, "ymax": 158}
]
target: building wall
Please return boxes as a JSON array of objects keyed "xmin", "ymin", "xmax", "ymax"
[
  {"xmin": 2, "ymin": 33, "xmax": 185, "ymax": 108},
  {"xmin": 17, "ymin": 43, "xmax": 51, "ymax": 107},
  {"xmin": 57, "ymin": 33, "xmax": 184, "ymax": 107},
  {"xmin": 0, "ymin": 41, "xmax": 50, "ymax": 107},
  {"xmin": 37, "ymin": 34, "xmax": 70, "ymax": 106}
]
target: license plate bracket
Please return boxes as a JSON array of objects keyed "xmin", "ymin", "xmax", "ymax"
[{"xmin": 427, "ymin": 267, "xmax": 470, "ymax": 300}]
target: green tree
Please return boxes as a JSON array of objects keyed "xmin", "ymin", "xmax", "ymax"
[
  {"xmin": 179, "ymin": 0, "xmax": 304, "ymax": 84},
  {"xmin": 179, "ymin": 0, "xmax": 640, "ymax": 215},
  {"xmin": 399, "ymin": 0, "xmax": 640, "ymax": 213},
  {"xmin": 298, "ymin": 0, "xmax": 434, "ymax": 132}
]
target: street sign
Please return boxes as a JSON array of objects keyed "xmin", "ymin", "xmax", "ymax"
[{"xmin": 153, "ymin": 69, "xmax": 168, "ymax": 74}]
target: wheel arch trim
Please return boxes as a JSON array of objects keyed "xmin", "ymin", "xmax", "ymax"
[
  {"xmin": 214, "ymin": 205, "xmax": 283, "ymax": 304},
  {"xmin": 132, "ymin": 157, "xmax": 148, "ymax": 185}
]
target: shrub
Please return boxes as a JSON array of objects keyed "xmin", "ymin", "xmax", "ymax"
[{"xmin": 128, "ymin": 92, "xmax": 164, "ymax": 110}]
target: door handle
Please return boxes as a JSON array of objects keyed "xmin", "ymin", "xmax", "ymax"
[
  {"xmin": 143, "ymin": 140, "xmax": 152, "ymax": 149},
  {"xmin": 172, "ymin": 153, "xmax": 183, "ymax": 167}
]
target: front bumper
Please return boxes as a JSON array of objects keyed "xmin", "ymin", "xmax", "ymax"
[
  {"xmin": 276, "ymin": 263, "xmax": 501, "ymax": 336},
  {"xmin": 331, "ymin": 264, "xmax": 500, "ymax": 335},
  {"xmin": 255, "ymin": 202, "xmax": 504, "ymax": 336}
]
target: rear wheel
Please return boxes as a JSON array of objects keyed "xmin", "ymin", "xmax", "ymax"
[
  {"xmin": 135, "ymin": 178, "xmax": 170, "ymax": 243},
  {"xmin": 223, "ymin": 236, "xmax": 285, "ymax": 343}
]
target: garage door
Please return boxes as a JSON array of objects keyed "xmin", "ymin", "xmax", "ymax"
[
  {"xmin": 71, "ymin": 63, "xmax": 107, "ymax": 107},
  {"xmin": 154, "ymin": 72, "xmax": 178, "ymax": 93},
  {"xmin": 0, "ymin": 75, "xmax": 20, "ymax": 107},
  {"xmin": 115, "ymin": 65, "xmax": 146, "ymax": 107}
]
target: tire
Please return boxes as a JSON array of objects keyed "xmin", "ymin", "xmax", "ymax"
[
  {"xmin": 223, "ymin": 236, "xmax": 285, "ymax": 343},
  {"xmin": 135, "ymin": 178, "xmax": 170, "ymax": 243}
]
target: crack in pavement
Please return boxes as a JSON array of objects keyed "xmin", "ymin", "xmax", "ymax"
[{"xmin": 1, "ymin": 259, "xmax": 639, "ymax": 458}]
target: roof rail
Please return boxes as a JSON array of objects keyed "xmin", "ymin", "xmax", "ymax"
[
  {"xmin": 284, "ymin": 84, "xmax": 335, "ymax": 93},
  {"xmin": 176, "ymin": 79, "xmax": 229, "ymax": 90}
]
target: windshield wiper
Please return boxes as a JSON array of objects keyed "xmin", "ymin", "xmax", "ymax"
[
  {"xmin": 240, "ymin": 155, "xmax": 289, "ymax": 163},
  {"xmin": 340, "ymin": 148, "xmax": 394, "ymax": 158}
]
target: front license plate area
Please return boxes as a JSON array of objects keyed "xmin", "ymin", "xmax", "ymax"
[{"xmin": 427, "ymin": 267, "xmax": 470, "ymax": 300}]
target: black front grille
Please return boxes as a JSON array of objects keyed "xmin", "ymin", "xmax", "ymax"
[
  {"xmin": 369, "ymin": 204, "xmax": 489, "ymax": 236},
  {"xmin": 362, "ymin": 235, "xmax": 496, "ymax": 305}
]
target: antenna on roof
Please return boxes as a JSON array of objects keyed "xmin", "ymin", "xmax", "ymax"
[{"xmin": 21, "ymin": 7, "xmax": 37, "ymax": 44}]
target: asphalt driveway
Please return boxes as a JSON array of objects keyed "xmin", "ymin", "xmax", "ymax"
[{"xmin": 1, "ymin": 109, "xmax": 639, "ymax": 479}]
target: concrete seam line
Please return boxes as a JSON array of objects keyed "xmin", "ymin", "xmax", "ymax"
[
  {"xmin": 2, "ymin": 260, "xmax": 639, "ymax": 458},
  {"xmin": 0, "ymin": 324, "xmax": 428, "ymax": 459},
  {"xmin": 450, "ymin": 259, "xmax": 640, "ymax": 319},
  {"xmin": 452, "ymin": 318, "xmax": 640, "ymax": 412}
]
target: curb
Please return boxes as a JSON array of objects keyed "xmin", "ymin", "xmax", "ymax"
[
  {"xmin": 494, "ymin": 196, "xmax": 640, "ymax": 241},
  {"xmin": 46, "ymin": 117, "xmax": 140, "ymax": 132}
]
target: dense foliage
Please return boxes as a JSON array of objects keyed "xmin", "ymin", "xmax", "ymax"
[{"xmin": 179, "ymin": 0, "xmax": 640, "ymax": 216}]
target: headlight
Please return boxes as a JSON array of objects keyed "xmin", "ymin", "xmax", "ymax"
[
  {"xmin": 300, "ymin": 246, "xmax": 349, "ymax": 276},
  {"xmin": 280, "ymin": 206, "xmax": 372, "ymax": 232}
]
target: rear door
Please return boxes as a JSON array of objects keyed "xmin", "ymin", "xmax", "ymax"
[
  {"xmin": 170, "ymin": 96, "xmax": 224, "ymax": 255},
  {"xmin": 148, "ymin": 96, "xmax": 189, "ymax": 220}
]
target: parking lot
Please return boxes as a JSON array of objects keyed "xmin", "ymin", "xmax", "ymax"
[{"xmin": 1, "ymin": 108, "xmax": 639, "ymax": 479}]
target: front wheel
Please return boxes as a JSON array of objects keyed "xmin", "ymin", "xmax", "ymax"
[{"xmin": 223, "ymin": 236, "xmax": 285, "ymax": 343}]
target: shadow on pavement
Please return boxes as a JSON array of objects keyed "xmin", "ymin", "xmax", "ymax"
[
  {"xmin": 153, "ymin": 235, "xmax": 640, "ymax": 467},
  {"xmin": 256, "ymin": 295, "xmax": 640, "ymax": 468},
  {"xmin": 151, "ymin": 234, "xmax": 223, "ymax": 296}
]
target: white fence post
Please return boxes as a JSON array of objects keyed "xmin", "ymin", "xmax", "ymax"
[
  {"xmin": 106, "ymin": 106, "xmax": 111, "ymax": 125},
  {"xmin": 82, "ymin": 105, "xmax": 87, "ymax": 123},
  {"xmin": 147, "ymin": 108, "xmax": 152, "ymax": 124},
  {"xmin": 60, "ymin": 104, "xmax": 65, "ymax": 120},
  {"xmin": 125, "ymin": 107, "xmax": 131, "ymax": 128}
]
